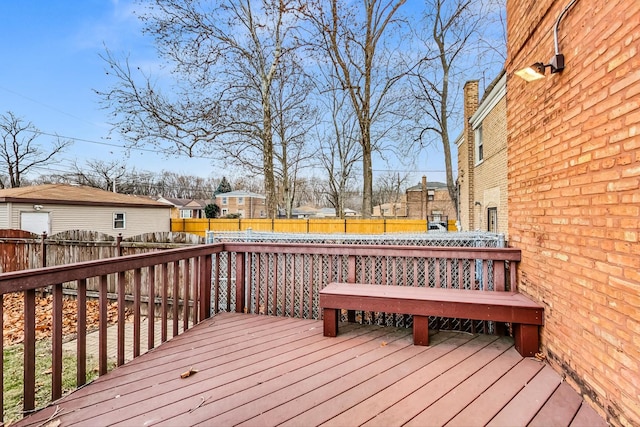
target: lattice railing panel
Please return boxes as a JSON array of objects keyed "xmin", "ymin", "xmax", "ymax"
[{"xmin": 211, "ymin": 235, "xmax": 515, "ymax": 335}]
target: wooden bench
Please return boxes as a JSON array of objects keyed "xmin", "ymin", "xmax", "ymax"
[{"xmin": 319, "ymin": 283, "xmax": 544, "ymax": 357}]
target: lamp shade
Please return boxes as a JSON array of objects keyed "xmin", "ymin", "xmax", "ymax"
[{"xmin": 514, "ymin": 63, "xmax": 546, "ymax": 82}]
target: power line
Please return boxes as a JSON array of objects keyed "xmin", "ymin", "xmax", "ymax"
[
  {"xmin": 0, "ymin": 85, "xmax": 101, "ymax": 128},
  {"xmin": 23, "ymin": 129, "xmax": 219, "ymax": 161}
]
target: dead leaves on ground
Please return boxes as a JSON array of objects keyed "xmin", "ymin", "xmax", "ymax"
[
  {"xmin": 180, "ymin": 367, "xmax": 198, "ymax": 379},
  {"xmin": 2, "ymin": 292, "xmax": 127, "ymax": 346}
]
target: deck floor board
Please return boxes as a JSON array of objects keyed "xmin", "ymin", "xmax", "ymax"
[{"xmin": 14, "ymin": 313, "xmax": 606, "ymax": 427}]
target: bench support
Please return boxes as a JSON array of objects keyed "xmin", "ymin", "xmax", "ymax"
[
  {"xmin": 513, "ymin": 323, "xmax": 539, "ymax": 357},
  {"xmin": 413, "ymin": 315, "xmax": 429, "ymax": 346},
  {"xmin": 323, "ymin": 308, "xmax": 339, "ymax": 337}
]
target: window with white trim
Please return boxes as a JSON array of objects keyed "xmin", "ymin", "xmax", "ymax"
[
  {"xmin": 475, "ymin": 125, "xmax": 484, "ymax": 163},
  {"xmin": 180, "ymin": 209, "xmax": 192, "ymax": 218},
  {"xmin": 113, "ymin": 212, "xmax": 126, "ymax": 229},
  {"xmin": 237, "ymin": 197, "xmax": 244, "ymax": 205}
]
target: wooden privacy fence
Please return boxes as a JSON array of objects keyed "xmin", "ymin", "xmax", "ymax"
[
  {"xmin": 0, "ymin": 229, "xmax": 203, "ymax": 293},
  {"xmin": 171, "ymin": 218, "xmax": 458, "ymax": 236},
  {"xmin": 0, "ymin": 240, "xmax": 519, "ymax": 422}
]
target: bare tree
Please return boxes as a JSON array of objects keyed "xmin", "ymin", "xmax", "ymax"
[
  {"xmin": 69, "ymin": 159, "xmax": 126, "ymax": 192},
  {"xmin": 0, "ymin": 112, "xmax": 71, "ymax": 188},
  {"xmin": 408, "ymin": 0, "xmax": 506, "ymax": 207},
  {"xmin": 303, "ymin": 0, "xmax": 408, "ymax": 218},
  {"xmin": 98, "ymin": 0, "xmax": 306, "ymax": 218},
  {"xmin": 269, "ymin": 54, "xmax": 317, "ymax": 217},
  {"xmin": 373, "ymin": 171, "xmax": 409, "ymax": 217},
  {"xmin": 316, "ymin": 79, "xmax": 362, "ymax": 218}
]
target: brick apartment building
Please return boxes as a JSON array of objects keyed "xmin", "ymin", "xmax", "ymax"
[
  {"xmin": 458, "ymin": 72, "xmax": 509, "ymax": 237},
  {"xmin": 214, "ymin": 190, "xmax": 266, "ymax": 219},
  {"xmin": 405, "ymin": 177, "xmax": 457, "ymax": 223},
  {"xmin": 373, "ymin": 177, "xmax": 457, "ymax": 227},
  {"xmin": 506, "ymin": 0, "xmax": 639, "ymax": 424}
]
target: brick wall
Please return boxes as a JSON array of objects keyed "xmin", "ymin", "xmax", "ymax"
[
  {"xmin": 471, "ymin": 81, "xmax": 509, "ymax": 237},
  {"xmin": 506, "ymin": 0, "xmax": 639, "ymax": 425},
  {"xmin": 405, "ymin": 181, "xmax": 457, "ymax": 220},
  {"xmin": 216, "ymin": 196, "xmax": 266, "ymax": 218}
]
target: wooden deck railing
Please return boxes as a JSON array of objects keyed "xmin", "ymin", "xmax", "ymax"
[
  {"xmin": 223, "ymin": 243, "xmax": 520, "ymax": 319},
  {"xmin": 0, "ymin": 242, "xmax": 520, "ymax": 422}
]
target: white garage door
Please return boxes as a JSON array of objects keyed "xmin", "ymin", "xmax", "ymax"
[{"xmin": 20, "ymin": 212, "xmax": 50, "ymax": 235}]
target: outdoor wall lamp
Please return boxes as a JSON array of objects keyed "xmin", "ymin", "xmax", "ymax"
[
  {"xmin": 515, "ymin": 0, "xmax": 578, "ymax": 82},
  {"xmin": 33, "ymin": 205, "xmax": 43, "ymax": 211},
  {"xmin": 515, "ymin": 55, "xmax": 565, "ymax": 82}
]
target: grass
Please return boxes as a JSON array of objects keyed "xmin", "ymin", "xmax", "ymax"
[{"xmin": 3, "ymin": 340, "xmax": 113, "ymax": 424}]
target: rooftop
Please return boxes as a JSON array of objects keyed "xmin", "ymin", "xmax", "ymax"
[{"xmin": 0, "ymin": 184, "xmax": 168, "ymax": 208}]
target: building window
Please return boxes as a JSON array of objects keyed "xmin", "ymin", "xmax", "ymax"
[
  {"xmin": 113, "ymin": 212, "xmax": 126, "ymax": 229},
  {"xmin": 475, "ymin": 125, "xmax": 484, "ymax": 163},
  {"xmin": 427, "ymin": 190, "xmax": 435, "ymax": 201},
  {"xmin": 488, "ymin": 207, "xmax": 498, "ymax": 233},
  {"xmin": 180, "ymin": 209, "xmax": 192, "ymax": 219},
  {"xmin": 222, "ymin": 197, "xmax": 228, "ymax": 205},
  {"xmin": 238, "ymin": 197, "xmax": 244, "ymax": 205}
]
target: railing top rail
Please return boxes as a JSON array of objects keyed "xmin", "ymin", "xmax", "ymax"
[
  {"xmin": 0, "ymin": 243, "xmax": 224, "ymax": 294},
  {"xmin": 222, "ymin": 242, "xmax": 521, "ymax": 261},
  {"xmin": 0, "ymin": 241, "xmax": 520, "ymax": 296}
]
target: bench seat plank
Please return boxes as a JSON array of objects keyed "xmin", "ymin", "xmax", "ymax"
[
  {"xmin": 319, "ymin": 283, "xmax": 544, "ymax": 325},
  {"xmin": 319, "ymin": 283, "xmax": 544, "ymax": 357}
]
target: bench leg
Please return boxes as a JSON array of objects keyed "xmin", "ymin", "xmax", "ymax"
[
  {"xmin": 513, "ymin": 324, "xmax": 539, "ymax": 357},
  {"xmin": 413, "ymin": 315, "xmax": 429, "ymax": 346},
  {"xmin": 323, "ymin": 308, "xmax": 339, "ymax": 337}
]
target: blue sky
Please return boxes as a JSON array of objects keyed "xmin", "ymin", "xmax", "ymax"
[
  {"xmin": 0, "ymin": 1, "xmax": 476, "ymax": 186},
  {"xmin": 0, "ymin": 0, "xmax": 219, "ymax": 179}
]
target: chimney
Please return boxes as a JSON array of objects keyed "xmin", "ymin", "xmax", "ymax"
[{"xmin": 421, "ymin": 175, "xmax": 427, "ymax": 220}]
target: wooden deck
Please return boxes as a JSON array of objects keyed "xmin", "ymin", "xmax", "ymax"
[{"xmin": 15, "ymin": 313, "xmax": 606, "ymax": 427}]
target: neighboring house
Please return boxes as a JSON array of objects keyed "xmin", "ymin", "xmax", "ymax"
[
  {"xmin": 318, "ymin": 207, "xmax": 338, "ymax": 217},
  {"xmin": 157, "ymin": 197, "xmax": 210, "ymax": 219},
  {"xmin": 506, "ymin": 0, "xmax": 638, "ymax": 424},
  {"xmin": 291, "ymin": 205, "xmax": 319, "ymax": 219},
  {"xmin": 214, "ymin": 190, "xmax": 266, "ymax": 219},
  {"xmin": 405, "ymin": 177, "xmax": 456, "ymax": 224},
  {"xmin": 457, "ymin": 71, "xmax": 508, "ymax": 237},
  {"xmin": 290, "ymin": 206, "xmax": 344, "ymax": 218},
  {"xmin": 372, "ymin": 177, "xmax": 456, "ymax": 226},
  {"xmin": 373, "ymin": 201, "xmax": 407, "ymax": 218},
  {"xmin": 0, "ymin": 184, "xmax": 171, "ymax": 238}
]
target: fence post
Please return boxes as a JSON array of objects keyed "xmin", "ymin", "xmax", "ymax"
[
  {"xmin": 116, "ymin": 233, "xmax": 123, "ymax": 257},
  {"xmin": 235, "ymin": 252, "xmax": 246, "ymax": 313},
  {"xmin": 347, "ymin": 255, "xmax": 356, "ymax": 283},
  {"xmin": 40, "ymin": 232, "xmax": 47, "ymax": 268}
]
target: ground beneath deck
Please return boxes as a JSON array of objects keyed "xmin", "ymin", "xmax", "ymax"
[{"xmin": 16, "ymin": 312, "xmax": 606, "ymax": 427}]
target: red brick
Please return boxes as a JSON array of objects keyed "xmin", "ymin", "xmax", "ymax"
[{"xmin": 508, "ymin": 1, "xmax": 640, "ymax": 423}]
